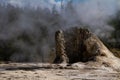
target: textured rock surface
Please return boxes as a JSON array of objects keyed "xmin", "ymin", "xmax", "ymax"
[
  {"xmin": 54, "ymin": 28, "xmax": 120, "ymax": 71},
  {"xmin": 54, "ymin": 30, "xmax": 69, "ymax": 63}
]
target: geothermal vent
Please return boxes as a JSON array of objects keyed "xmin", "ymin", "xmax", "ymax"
[{"xmin": 53, "ymin": 27, "xmax": 120, "ymax": 70}]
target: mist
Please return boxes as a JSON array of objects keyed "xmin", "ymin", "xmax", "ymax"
[
  {"xmin": 0, "ymin": 0, "xmax": 119, "ymax": 62},
  {"xmin": 61, "ymin": 0, "xmax": 119, "ymax": 37}
]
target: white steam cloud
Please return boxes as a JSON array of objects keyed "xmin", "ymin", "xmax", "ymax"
[{"xmin": 73, "ymin": 0, "xmax": 119, "ymax": 37}]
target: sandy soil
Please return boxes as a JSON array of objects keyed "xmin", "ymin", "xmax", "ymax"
[{"xmin": 0, "ymin": 63, "xmax": 120, "ymax": 80}]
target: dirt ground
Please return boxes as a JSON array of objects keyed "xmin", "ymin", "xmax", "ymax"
[{"xmin": 0, "ymin": 63, "xmax": 120, "ymax": 80}]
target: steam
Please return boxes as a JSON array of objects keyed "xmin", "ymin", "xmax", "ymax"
[
  {"xmin": 0, "ymin": 0, "xmax": 119, "ymax": 62},
  {"xmin": 60, "ymin": 0, "xmax": 119, "ymax": 38},
  {"xmin": 78, "ymin": 0, "xmax": 118, "ymax": 37}
]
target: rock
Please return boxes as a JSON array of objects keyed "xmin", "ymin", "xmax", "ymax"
[
  {"xmin": 53, "ymin": 27, "xmax": 120, "ymax": 71},
  {"xmin": 53, "ymin": 30, "xmax": 69, "ymax": 64}
]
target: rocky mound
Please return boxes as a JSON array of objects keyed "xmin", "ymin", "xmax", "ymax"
[{"xmin": 53, "ymin": 27, "xmax": 120, "ymax": 71}]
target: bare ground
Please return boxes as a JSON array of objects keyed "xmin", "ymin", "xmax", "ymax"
[{"xmin": 0, "ymin": 62, "xmax": 120, "ymax": 80}]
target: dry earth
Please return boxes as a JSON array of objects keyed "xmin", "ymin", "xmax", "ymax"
[{"xmin": 0, "ymin": 62, "xmax": 120, "ymax": 80}]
